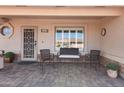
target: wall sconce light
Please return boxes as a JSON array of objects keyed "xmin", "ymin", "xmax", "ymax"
[{"xmin": 41, "ymin": 29, "xmax": 48, "ymax": 33}]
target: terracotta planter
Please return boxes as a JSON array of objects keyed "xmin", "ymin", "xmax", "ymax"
[
  {"xmin": 4, "ymin": 57, "xmax": 13, "ymax": 63},
  {"xmin": 107, "ymin": 69, "xmax": 118, "ymax": 78}
]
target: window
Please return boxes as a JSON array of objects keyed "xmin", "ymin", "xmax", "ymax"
[{"xmin": 55, "ymin": 27, "xmax": 84, "ymax": 50}]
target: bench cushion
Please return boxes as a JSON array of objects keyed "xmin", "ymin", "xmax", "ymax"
[{"xmin": 59, "ymin": 55, "xmax": 80, "ymax": 59}]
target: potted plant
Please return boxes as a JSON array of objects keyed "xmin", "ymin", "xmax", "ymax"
[
  {"xmin": 4, "ymin": 52, "xmax": 15, "ymax": 63},
  {"xmin": 106, "ymin": 63, "xmax": 119, "ymax": 78}
]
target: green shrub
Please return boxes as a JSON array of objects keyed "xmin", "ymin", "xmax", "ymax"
[
  {"xmin": 106, "ymin": 63, "xmax": 119, "ymax": 71},
  {"xmin": 4, "ymin": 52, "xmax": 15, "ymax": 58}
]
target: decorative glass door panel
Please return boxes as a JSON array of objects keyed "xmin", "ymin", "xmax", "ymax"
[{"xmin": 22, "ymin": 27, "xmax": 37, "ymax": 61}]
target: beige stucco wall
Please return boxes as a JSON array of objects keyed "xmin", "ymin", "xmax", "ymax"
[
  {"xmin": 1, "ymin": 15, "xmax": 124, "ymax": 63},
  {"xmin": 0, "ymin": 18, "xmax": 101, "ymax": 59},
  {"xmin": 100, "ymin": 13, "xmax": 124, "ymax": 64}
]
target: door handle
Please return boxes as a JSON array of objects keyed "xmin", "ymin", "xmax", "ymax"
[{"xmin": 34, "ymin": 41, "xmax": 37, "ymax": 46}]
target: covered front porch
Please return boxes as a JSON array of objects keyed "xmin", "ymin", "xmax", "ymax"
[{"xmin": 0, "ymin": 6, "xmax": 124, "ymax": 87}]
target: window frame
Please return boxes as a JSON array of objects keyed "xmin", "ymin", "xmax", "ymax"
[{"xmin": 55, "ymin": 26, "xmax": 85, "ymax": 51}]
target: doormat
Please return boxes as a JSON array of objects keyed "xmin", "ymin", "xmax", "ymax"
[{"xmin": 17, "ymin": 61, "xmax": 37, "ymax": 65}]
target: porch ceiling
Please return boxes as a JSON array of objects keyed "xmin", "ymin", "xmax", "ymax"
[
  {"xmin": 0, "ymin": 16, "xmax": 105, "ymax": 20},
  {"xmin": 0, "ymin": 6, "xmax": 123, "ymax": 17}
]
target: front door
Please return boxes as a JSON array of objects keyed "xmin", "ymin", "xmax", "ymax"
[{"xmin": 21, "ymin": 26, "xmax": 37, "ymax": 61}]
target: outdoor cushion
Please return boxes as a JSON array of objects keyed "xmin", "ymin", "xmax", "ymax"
[{"xmin": 59, "ymin": 55, "xmax": 80, "ymax": 59}]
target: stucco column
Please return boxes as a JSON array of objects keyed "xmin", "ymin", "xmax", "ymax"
[{"xmin": 0, "ymin": 56, "xmax": 4, "ymax": 69}]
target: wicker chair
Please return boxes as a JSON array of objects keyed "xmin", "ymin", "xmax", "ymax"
[
  {"xmin": 40, "ymin": 49, "xmax": 54, "ymax": 62},
  {"xmin": 85, "ymin": 50, "xmax": 101, "ymax": 69},
  {"xmin": 40, "ymin": 49, "xmax": 54, "ymax": 72}
]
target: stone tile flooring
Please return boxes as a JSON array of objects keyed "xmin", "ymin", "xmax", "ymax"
[{"xmin": 0, "ymin": 62, "xmax": 124, "ymax": 87}]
